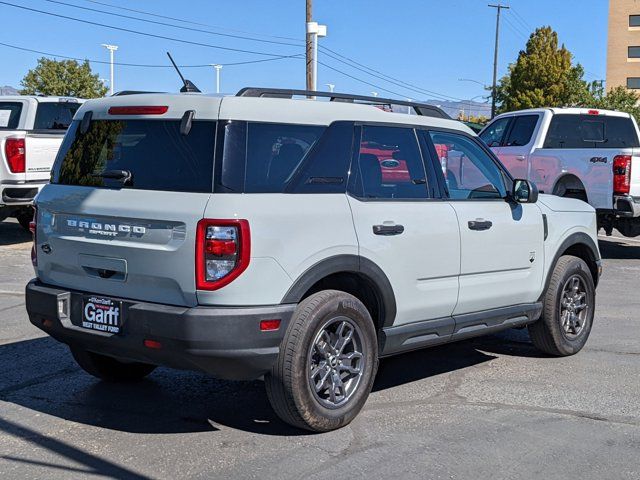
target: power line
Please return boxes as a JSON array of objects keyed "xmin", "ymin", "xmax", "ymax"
[
  {"xmin": 319, "ymin": 49, "xmax": 461, "ymax": 102},
  {"xmin": 0, "ymin": 40, "xmax": 302, "ymax": 67},
  {"xmin": 79, "ymin": 0, "xmax": 303, "ymax": 42},
  {"xmin": 317, "ymin": 60, "xmax": 413, "ymax": 99},
  {"xmin": 42, "ymin": 0, "xmax": 305, "ymax": 48},
  {"xmin": 509, "ymin": 7, "xmax": 534, "ymax": 32},
  {"xmin": 0, "ymin": 1, "xmax": 298, "ymax": 58}
]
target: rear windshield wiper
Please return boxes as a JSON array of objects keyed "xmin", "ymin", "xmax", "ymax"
[{"xmin": 91, "ymin": 170, "xmax": 132, "ymax": 184}]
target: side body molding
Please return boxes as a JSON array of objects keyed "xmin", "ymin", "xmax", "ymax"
[{"xmin": 281, "ymin": 255, "xmax": 398, "ymax": 328}]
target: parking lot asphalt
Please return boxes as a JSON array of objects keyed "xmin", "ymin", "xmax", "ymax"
[{"xmin": 0, "ymin": 218, "xmax": 639, "ymax": 480}]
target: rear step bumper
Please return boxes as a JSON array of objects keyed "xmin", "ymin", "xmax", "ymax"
[{"xmin": 25, "ymin": 280, "xmax": 296, "ymax": 381}]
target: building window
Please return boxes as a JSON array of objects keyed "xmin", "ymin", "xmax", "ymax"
[
  {"xmin": 630, "ymin": 15, "xmax": 640, "ymax": 27},
  {"xmin": 630, "ymin": 47, "xmax": 640, "ymax": 58},
  {"xmin": 627, "ymin": 77, "xmax": 640, "ymax": 89}
]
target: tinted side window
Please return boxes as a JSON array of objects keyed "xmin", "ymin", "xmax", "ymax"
[
  {"xmin": 430, "ymin": 131, "xmax": 506, "ymax": 200},
  {"xmin": 0, "ymin": 102, "xmax": 23, "ymax": 129},
  {"xmin": 287, "ymin": 122, "xmax": 354, "ymax": 193},
  {"xmin": 480, "ymin": 117, "xmax": 510, "ymax": 147},
  {"xmin": 543, "ymin": 114, "xmax": 640, "ymax": 149},
  {"xmin": 350, "ymin": 126, "xmax": 429, "ymax": 200},
  {"xmin": 34, "ymin": 102, "xmax": 81, "ymax": 130},
  {"xmin": 244, "ymin": 123, "xmax": 325, "ymax": 193},
  {"xmin": 504, "ymin": 115, "xmax": 538, "ymax": 146}
]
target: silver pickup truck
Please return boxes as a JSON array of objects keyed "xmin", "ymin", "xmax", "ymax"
[
  {"xmin": 0, "ymin": 96, "xmax": 83, "ymax": 230},
  {"xmin": 480, "ymin": 108, "xmax": 640, "ymax": 237}
]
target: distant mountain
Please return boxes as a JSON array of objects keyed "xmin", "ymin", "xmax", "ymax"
[
  {"xmin": 0, "ymin": 86, "xmax": 19, "ymax": 95},
  {"xmin": 427, "ymin": 99, "xmax": 491, "ymax": 119}
]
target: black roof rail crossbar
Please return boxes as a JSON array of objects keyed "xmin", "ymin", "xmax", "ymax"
[{"xmin": 236, "ymin": 87, "xmax": 451, "ymax": 119}]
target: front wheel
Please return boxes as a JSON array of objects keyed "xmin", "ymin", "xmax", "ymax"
[
  {"xmin": 528, "ymin": 255, "xmax": 595, "ymax": 356},
  {"xmin": 265, "ymin": 290, "xmax": 378, "ymax": 432},
  {"xmin": 71, "ymin": 348, "xmax": 157, "ymax": 382}
]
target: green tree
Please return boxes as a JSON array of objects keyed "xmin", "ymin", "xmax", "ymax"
[
  {"xmin": 20, "ymin": 58, "xmax": 107, "ymax": 98},
  {"xmin": 496, "ymin": 26, "xmax": 591, "ymax": 113},
  {"xmin": 588, "ymin": 84, "xmax": 640, "ymax": 123}
]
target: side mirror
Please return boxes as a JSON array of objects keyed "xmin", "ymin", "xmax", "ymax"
[{"xmin": 512, "ymin": 179, "xmax": 538, "ymax": 203}]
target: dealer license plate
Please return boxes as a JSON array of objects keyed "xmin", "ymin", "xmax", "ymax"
[{"xmin": 81, "ymin": 296, "xmax": 122, "ymax": 334}]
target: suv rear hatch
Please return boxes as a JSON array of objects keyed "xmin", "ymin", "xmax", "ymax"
[{"xmin": 35, "ymin": 99, "xmax": 219, "ymax": 307}]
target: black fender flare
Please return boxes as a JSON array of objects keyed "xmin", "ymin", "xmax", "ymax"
[
  {"xmin": 542, "ymin": 232, "xmax": 601, "ymax": 298},
  {"xmin": 281, "ymin": 254, "xmax": 397, "ymax": 328}
]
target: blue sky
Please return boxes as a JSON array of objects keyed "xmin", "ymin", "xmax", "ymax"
[{"xmin": 0, "ymin": 0, "xmax": 608, "ymax": 104}]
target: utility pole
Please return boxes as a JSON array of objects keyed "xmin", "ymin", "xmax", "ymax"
[
  {"xmin": 101, "ymin": 44, "xmax": 118, "ymax": 95},
  {"xmin": 488, "ymin": 4, "xmax": 508, "ymax": 118},
  {"xmin": 306, "ymin": 0, "xmax": 313, "ymax": 91}
]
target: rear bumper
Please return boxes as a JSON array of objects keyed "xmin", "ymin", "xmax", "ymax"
[
  {"xmin": 1, "ymin": 181, "xmax": 46, "ymax": 206},
  {"xmin": 25, "ymin": 280, "xmax": 296, "ymax": 380},
  {"xmin": 612, "ymin": 195, "xmax": 640, "ymax": 218}
]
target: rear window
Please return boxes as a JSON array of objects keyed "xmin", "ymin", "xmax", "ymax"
[
  {"xmin": 543, "ymin": 114, "xmax": 640, "ymax": 149},
  {"xmin": 34, "ymin": 102, "xmax": 81, "ymax": 130},
  {"xmin": 0, "ymin": 102, "xmax": 23, "ymax": 129},
  {"xmin": 215, "ymin": 121, "xmax": 326, "ymax": 193},
  {"xmin": 52, "ymin": 119, "xmax": 216, "ymax": 193}
]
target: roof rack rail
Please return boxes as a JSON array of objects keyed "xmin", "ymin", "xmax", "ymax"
[
  {"xmin": 236, "ymin": 87, "xmax": 451, "ymax": 119},
  {"xmin": 112, "ymin": 90, "xmax": 162, "ymax": 96}
]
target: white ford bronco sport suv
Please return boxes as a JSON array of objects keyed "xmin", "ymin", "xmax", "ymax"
[
  {"xmin": 480, "ymin": 108, "xmax": 640, "ymax": 238},
  {"xmin": 26, "ymin": 88, "xmax": 601, "ymax": 432},
  {"xmin": 0, "ymin": 96, "xmax": 83, "ymax": 230}
]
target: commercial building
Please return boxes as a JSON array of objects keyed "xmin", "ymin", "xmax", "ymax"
[{"xmin": 607, "ymin": 0, "xmax": 640, "ymax": 90}]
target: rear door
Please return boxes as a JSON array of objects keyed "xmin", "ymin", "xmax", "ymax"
[
  {"xmin": 498, "ymin": 114, "xmax": 540, "ymax": 179},
  {"xmin": 427, "ymin": 130, "xmax": 544, "ymax": 314},
  {"xmin": 37, "ymin": 112, "xmax": 217, "ymax": 307},
  {"xmin": 347, "ymin": 124, "xmax": 460, "ymax": 328},
  {"xmin": 26, "ymin": 100, "xmax": 82, "ymax": 181}
]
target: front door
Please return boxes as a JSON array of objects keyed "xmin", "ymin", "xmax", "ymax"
[
  {"xmin": 347, "ymin": 124, "xmax": 461, "ymax": 328},
  {"xmin": 497, "ymin": 114, "xmax": 541, "ymax": 180},
  {"xmin": 427, "ymin": 130, "xmax": 545, "ymax": 315}
]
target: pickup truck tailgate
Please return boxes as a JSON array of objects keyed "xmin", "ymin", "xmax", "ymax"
[{"xmin": 25, "ymin": 133, "xmax": 65, "ymax": 181}]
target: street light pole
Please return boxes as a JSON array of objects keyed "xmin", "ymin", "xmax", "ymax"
[
  {"xmin": 212, "ymin": 64, "xmax": 223, "ymax": 94},
  {"xmin": 326, "ymin": 83, "xmax": 335, "ymax": 92},
  {"xmin": 488, "ymin": 4, "xmax": 508, "ymax": 118},
  {"xmin": 101, "ymin": 44, "xmax": 118, "ymax": 95},
  {"xmin": 306, "ymin": 21, "xmax": 327, "ymax": 92}
]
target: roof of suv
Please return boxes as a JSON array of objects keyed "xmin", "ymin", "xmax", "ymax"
[
  {"xmin": 0, "ymin": 95, "xmax": 84, "ymax": 103},
  {"xmin": 494, "ymin": 107, "xmax": 632, "ymax": 118},
  {"xmin": 75, "ymin": 92, "xmax": 475, "ymax": 134}
]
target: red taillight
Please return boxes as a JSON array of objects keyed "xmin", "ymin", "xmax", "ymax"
[
  {"xmin": 107, "ymin": 106, "xmax": 168, "ymax": 115},
  {"xmin": 5, "ymin": 137, "xmax": 25, "ymax": 173},
  {"xmin": 260, "ymin": 319, "xmax": 281, "ymax": 331},
  {"xmin": 30, "ymin": 206, "xmax": 37, "ymax": 268},
  {"xmin": 196, "ymin": 219, "xmax": 250, "ymax": 291},
  {"xmin": 144, "ymin": 339, "xmax": 162, "ymax": 349},
  {"xmin": 613, "ymin": 155, "xmax": 632, "ymax": 195}
]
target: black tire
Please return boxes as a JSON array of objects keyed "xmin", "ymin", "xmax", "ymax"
[
  {"xmin": 16, "ymin": 207, "xmax": 34, "ymax": 232},
  {"xmin": 265, "ymin": 290, "xmax": 378, "ymax": 432},
  {"xmin": 528, "ymin": 255, "xmax": 595, "ymax": 356},
  {"xmin": 71, "ymin": 348, "xmax": 156, "ymax": 382}
]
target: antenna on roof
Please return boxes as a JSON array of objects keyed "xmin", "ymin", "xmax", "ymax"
[{"xmin": 166, "ymin": 52, "xmax": 201, "ymax": 93}]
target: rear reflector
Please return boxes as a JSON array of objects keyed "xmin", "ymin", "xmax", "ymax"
[
  {"xmin": 613, "ymin": 155, "xmax": 632, "ymax": 195},
  {"xmin": 260, "ymin": 319, "xmax": 281, "ymax": 331},
  {"xmin": 5, "ymin": 137, "xmax": 26, "ymax": 173},
  {"xmin": 108, "ymin": 106, "xmax": 169, "ymax": 115},
  {"xmin": 144, "ymin": 339, "xmax": 162, "ymax": 349}
]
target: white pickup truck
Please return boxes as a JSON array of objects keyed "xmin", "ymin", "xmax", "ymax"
[
  {"xmin": 480, "ymin": 108, "xmax": 640, "ymax": 237},
  {"xmin": 0, "ymin": 96, "xmax": 83, "ymax": 230}
]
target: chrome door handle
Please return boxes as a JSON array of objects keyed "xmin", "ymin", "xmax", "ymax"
[
  {"xmin": 516, "ymin": 155, "xmax": 526, "ymax": 161},
  {"xmin": 468, "ymin": 220, "xmax": 493, "ymax": 231},
  {"xmin": 373, "ymin": 224, "xmax": 405, "ymax": 236}
]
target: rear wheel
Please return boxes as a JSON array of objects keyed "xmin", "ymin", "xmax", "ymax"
[
  {"xmin": 528, "ymin": 255, "xmax": 595, "ymax": 356},
  {"xmin": 563, "ymin": 190, "xmax": 588, "ymax": 203},
  {"xmin": 265, "ymin": 290, "xmax": 378, "ymax": 432},
  {"xmin": 71, "ymin": 348, "xmax": 156, "ymax": 382}
]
